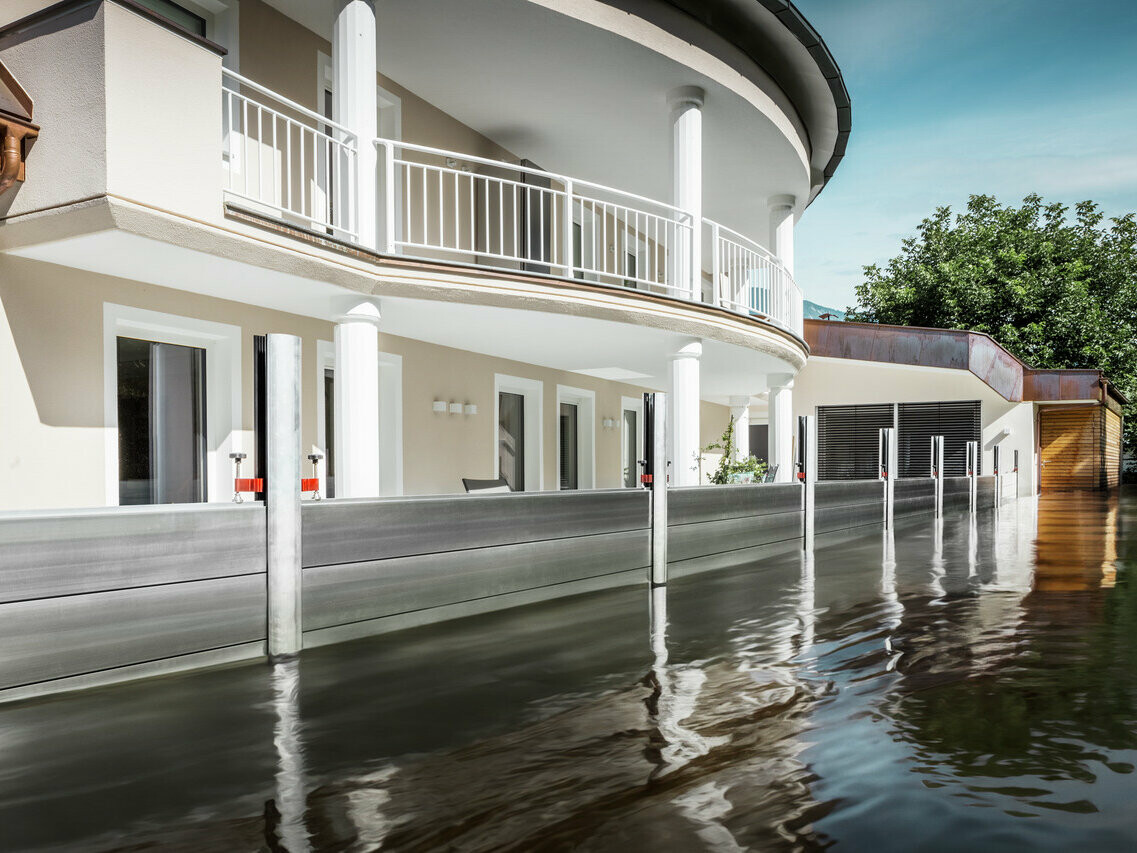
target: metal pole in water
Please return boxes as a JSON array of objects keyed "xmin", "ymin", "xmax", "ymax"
[
  {"xmin": 649, "ymin": 392, "xmax": 668, "ymax": 586},
  {"xmin": 800, "ymin": 414, "xmax": 817, "ymax": 542},
  {"xmin": 267, "ymin": 333, "xmax": 303, "ymax": 660},
  {"xmin": 879, "ymin": 427, "xmax": 896, "ymax": 528},
  {"xmin": 931, "ymin": 435, "xmax": 944, "ymax": 517},
  {"xmin": 966, "ymin": 440, "xmax": 979, "ymax": 512}
]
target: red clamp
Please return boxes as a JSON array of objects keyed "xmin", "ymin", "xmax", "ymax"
[
  {"xmin": 301, "ymin": 478, "xmax": 319, "ymax": 492},
  {"xmin": 234, "ymin": 477, "xmax": 264, "ymax": 493},
  {"xmin": 641, "ymin": 473, "xmax": 653, "ymax": 485}
]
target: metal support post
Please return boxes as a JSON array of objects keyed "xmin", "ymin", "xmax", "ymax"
[
  {"xmin": 799, "ymin": 414, "xmax": 817, "ymax": 542},
  {"xmin": 966, "ymin": 440, "xmax": 979, "ymax": 511},
  {"xmin": 879, "ymin": 426, "xmax": 897, "ymax": 528},
  {"xmin": 648, "ymin": 392, "xmax": 668, "ymax": 586},
  {"xmin": 931, "ymin": 435, "xmax": 944, "ymax": 517},
  {"xmin": 993, "ymin": 444, "xmax": 1002, "ymax": 506},
  {"xmin": 266, "ymin": 333, "xmax": 302, "ymax": 660}
]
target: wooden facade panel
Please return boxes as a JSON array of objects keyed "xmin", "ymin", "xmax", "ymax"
[
  {"xmin": 1104, "ymin": 409, "xmax": 1122, "ymax": 489},
  {"xmin": 1040, "ymin": 407, "xmax": 1114, "ymax": 492}
]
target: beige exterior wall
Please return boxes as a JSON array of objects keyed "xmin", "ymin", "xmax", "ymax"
[
  {"xmin": 794, "ymin": 357, "xmax": 1038, "ymax": 497},
  {"xmin": 0, "ymin": 254, "xmax": 729, "ymax": 509},
  {"xmin": 238, "ymin": 0, "xmax": 519, "ymax": 163}
]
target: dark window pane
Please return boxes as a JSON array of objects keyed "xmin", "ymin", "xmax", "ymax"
[
  {"xmin": 117, "ymin": 337, "xmax": 206, "ymax": 505},
  {"xmin": 134, "ymin": 0, "xmax": 207, "ymax": 37},
  {"xmin": 499, "ymin": 392, "xmax": 525, "ymax": 491},
  {"xmin": 559, "ymin": 402, "xmax": 578, "ymax": 490}
]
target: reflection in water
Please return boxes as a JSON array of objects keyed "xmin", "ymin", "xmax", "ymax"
[
  {"xmin": 269, "ymin": 660, "xmax": 312, "ymax": 853},
  {"xmin": 0, "ymin": 491, "xmax": 1135, "ymax": 851}
]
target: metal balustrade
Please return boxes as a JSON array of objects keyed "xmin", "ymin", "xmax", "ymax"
[
  {"xmin": 221, "ymin": 70, "xmax": 359, "ymax": 241},
  {"xmin": 217, "ymin": 75, "xmax": 803, "ymax": 336},
  {"xmin": 707, "ymin": 220, "xmax": 803, "ymax": 336}
]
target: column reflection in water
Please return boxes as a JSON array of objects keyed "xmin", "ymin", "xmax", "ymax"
[
  {"xmin": 929, "ymin": 514, "xmax": 946, "ymax": 600},
  {"xmin": 881, "ymin": 527, "xmax": 903, "ymax": 669},
  {"xmin": 646, "ymin": 586, "xmax": 726, "ymax": 778},
  {"xmin": 799, "ymin": 529, "xmax": 816, "ymax": 657},
  {"xmin": 269, "ymin": 659, "xmax": 312, "ymax": 853},
  {"xmin": 648, "ymin": 585, "xmax": 740, "ymax": 849}
]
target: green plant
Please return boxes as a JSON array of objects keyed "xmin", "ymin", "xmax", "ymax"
[{"xmin": 700, "ymin": 417, "xmax": 768, "ymax": 485}]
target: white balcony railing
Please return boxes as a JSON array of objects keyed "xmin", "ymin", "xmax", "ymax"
[
  {"xmin": 707, "ymin": 221, "xmax": 803, "ymax": 336},
  {"xmin": 218, "ymin": 76, "xmax": 802, "ymax": 337},
  {"xmin": 221, "ymin": 70, "xmax": 358, "ymax": 241}
]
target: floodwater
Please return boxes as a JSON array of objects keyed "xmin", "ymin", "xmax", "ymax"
[{"xmin": 1, "ymin": 491, "xmax": 1135, "ymax": 852}]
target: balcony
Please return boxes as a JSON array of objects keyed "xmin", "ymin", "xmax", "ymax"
[{"xmin": 221, "ymin": 70, "xmax": 804, "ymax": 338}]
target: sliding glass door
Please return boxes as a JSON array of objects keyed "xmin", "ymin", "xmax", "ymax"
[{"xmin": 117, "ymin": 337, "xmax": 207, "ymax": 505}]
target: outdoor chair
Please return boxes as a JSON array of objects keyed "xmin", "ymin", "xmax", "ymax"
[
  {"xmin": 462, "ymin": 476, "xmax": 513, "ymax": 494},
  {"xmin": 762, "ymin": 464, "xmax": 779, "ymax": 483}
]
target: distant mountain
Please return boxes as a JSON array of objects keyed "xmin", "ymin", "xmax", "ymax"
[{"xmin": 803, "ymin": 300, "xmax": 845, "ymax": 320}]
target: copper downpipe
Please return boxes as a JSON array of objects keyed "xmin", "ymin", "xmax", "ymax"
[{"xmin": 0, "ymin": 133, "xmax": 20, "ymax": 195}]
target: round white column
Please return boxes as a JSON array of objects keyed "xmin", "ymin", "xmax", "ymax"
[
  {"xmin": 768, "ymin": 194, "xmax": 796, "ymax": 278},
  {"xmin": 333, "ymin": 0, "xmax": 378, "ymax": 249},
  {"xmin": 767, "ymin": 373, "xmax": 794, "ymax": 483},
  {"xmin": 669, "ymin": 340, "xmax": 702, "ymax": 486},
  {"xmin": 334, "ymin": 301, "xmax": 381, "ymax": 497},
  {"xmin": 669, "ymin": 86, "xmax": 704, "ymax": 301},
  {"xmin": 728, "ymin": 396, "xmax": 753, "ymax": 461}
]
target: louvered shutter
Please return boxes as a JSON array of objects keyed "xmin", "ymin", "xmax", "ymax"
[
  {"xmin": 897, "ymin": 401, "xmax": 981, "ymax": 477},
  {"xmin": 817, "ymin": 404, "xmax": 894, "ymax": 480}
]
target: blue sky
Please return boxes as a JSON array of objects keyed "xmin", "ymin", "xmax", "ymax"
[{"xmin": 792, "ymin": 0, "xmax": 1137, "ymax": 311}]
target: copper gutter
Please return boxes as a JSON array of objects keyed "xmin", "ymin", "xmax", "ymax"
[{"xmin": 0, "ymin": 58, "xmax": 38, "ymax": 196}]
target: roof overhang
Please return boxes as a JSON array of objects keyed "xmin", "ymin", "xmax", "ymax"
[{"xmin": 805, "ymin": 319, "xmax": 1128, "ymax": 410}]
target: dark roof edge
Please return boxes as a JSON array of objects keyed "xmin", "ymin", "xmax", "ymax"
[{"xmin": 0, "ymin": 0, "xmax": 227, "ymax": 56}]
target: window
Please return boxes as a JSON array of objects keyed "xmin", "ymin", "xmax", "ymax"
[
  {"xmin": 817, "ymin": 404, "xmax": 895, "ymax": 480},
  {"xmin": 117, "ymin": 337, "xmax": 206, "ymax": 505},
  {"xmin": 898, "ymin": 401, "xmax": 981, "ymax": 477},
  {"xmin": 499, "ymin": 391, "xmax": 526, "ymax": 491},
  {"xmin": 135, "ymin": 0, "xmax": 207, "ymax": 37},
  {"xmin": 559, "ymin": 402, "xmax": 579, "ymax": 490},
  {"xmin": 623, "ymin": 409, "xmax": 638, "ymax": 488}
]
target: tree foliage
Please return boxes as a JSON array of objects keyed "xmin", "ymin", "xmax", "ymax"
[{"xmin": 847, "ymin": 194, "xmax": 1137, "ymax": 446}]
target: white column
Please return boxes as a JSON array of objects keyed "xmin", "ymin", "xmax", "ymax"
[
  {"xmin": 266, "ymin": 334, "xmax": 302, "ymax": 659},
  {"xmin": 333, "ymin": 0, "xmax": 378, "ymax": 249},
  {"xmin": 768, "ymin": 194, "xmax": 796, "ymax": 278},
  {"xmin": 669, "ymin": 87, "xmax": 704, "ymax": 301},
  {"xmin": 669, "ymin": 340, "xmax": 702, "ymax": 485},
  {"xmin": 767, "ymin": 373, "xmax": 794, "ymax": 483},
  {"xmin": 334, "ymin": 300, "xmax": 381, "ymax": 497},
  {"xmin": 728, "ymin": 396, "xmax": 752, "ymax": 460}
]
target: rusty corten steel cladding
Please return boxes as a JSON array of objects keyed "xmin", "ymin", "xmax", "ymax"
[{"xmin": 804, "ymin": 319, "xmax": 1121, "ymax": 405}]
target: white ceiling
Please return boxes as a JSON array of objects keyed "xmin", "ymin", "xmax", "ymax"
[{"xmin": 262, "ymin": 0, "xmax": 810, "ymax": 245}]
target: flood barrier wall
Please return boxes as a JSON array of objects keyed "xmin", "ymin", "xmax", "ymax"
[
  {"xmin": 0, "ymin": 476, "xmax": 997, "ymax": 700},
  {"xmin": 0, "ymin": 504, "xmax": 267, "ymax": 699}
]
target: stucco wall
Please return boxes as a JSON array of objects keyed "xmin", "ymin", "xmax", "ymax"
[
  {"xmin": 793, "ymin": 357, "xmax": 1038, "ymax": 497},
  {"xmin": 0, "ymin": 254, "xmax": 730, "ymax": 509}
]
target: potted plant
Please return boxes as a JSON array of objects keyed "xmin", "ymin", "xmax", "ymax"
[{"xmin": 700, "ymin": 417, "xmax": 768, "ymax": 485}]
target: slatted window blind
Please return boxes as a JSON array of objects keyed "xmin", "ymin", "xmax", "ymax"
[
  {"xmin": 817, "ymin": 404, "xmax": 894, "ymax": 480},
  {"xmin": 898, "ymin": 401, "xmax": 981, "ymax": 477}
]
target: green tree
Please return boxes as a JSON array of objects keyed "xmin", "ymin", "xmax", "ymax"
[{"xmin": 847, "ymin": 194, "xmax": 1137, "ymax": 446}]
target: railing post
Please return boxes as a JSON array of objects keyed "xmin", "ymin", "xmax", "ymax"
[
  {"xmin": 800, "ymin": 414, "xmax": 817, "ymax": 542},
  {"xmin": 710, "ymin": 220, "xmax": 721, "ymax": 308},
  {"xmin": 931, "ymin": 435, "xmax": 945, "ymax": 517},
  {"xmin": 966, "ymin": 440, "xmax": 979, "ymax": 511},
  {"xmin": 879, "ymin": 426, "xmax": 896, "ymax": 528},
  {"xmin": 379, "ymin": 139, "xmax": 396, "ymax": 254},
  {"xmin": 266, "ymin": 333, "xmax": 302, "ymax": 660},
  {"xmin": 993, "ymin": 444, "xmax": 1001, "ymax": 506},
  {"xmin": 648, "ymin": 392, "xmax": 668, "ymax": 586},
  {"xmin": 562, "ymin": 178, "xmax": 575, "ymax": 277}
]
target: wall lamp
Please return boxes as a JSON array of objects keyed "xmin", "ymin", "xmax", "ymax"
[{"xmin": 433, "ymin": 400, "xmax": 478, "ymax": 416}]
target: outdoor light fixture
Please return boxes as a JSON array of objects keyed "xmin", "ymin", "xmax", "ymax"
[
  {"xmin": 464, "ymin": 404, "xmax": 478, "ymax": 415},
  {"xmin": 432, "ymin": 400, "xmax": 447, "ymax": 413},
  {"xmin": 602, "ymin": 417, "xmax": 617, "ymax": 430},
  {"xmin": 449, "ymin": 402, "xmax": 463, "ymax": 415}
]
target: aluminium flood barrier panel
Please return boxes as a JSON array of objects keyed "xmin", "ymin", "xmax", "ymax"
[{"xmin": 0, "ymin": 503, "xmax": 267, "ymax": 698}]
